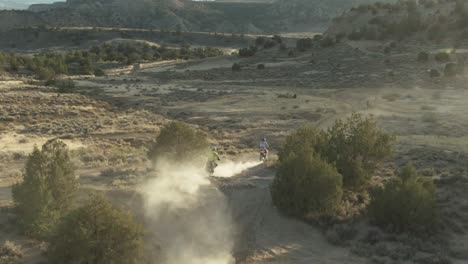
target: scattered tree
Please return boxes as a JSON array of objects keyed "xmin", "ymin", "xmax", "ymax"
[
  {"xmin": 444, "ymin": 63, "xmax": 458, "ymax": 77},
  {"xmin": 320, "ymin": 36, "xmax": 335, "ymax": 47},
  {"xmin": 271, "ymin": 150, "xmax": 343, "ymax": 218},
  {"xmin": 12, "ymin": 139, "xmax": 78, "ymax": 237},
  {"xmin": 148, "ymin": 121, "xmax": 208, "ymax": 162},
  {"xmin": 232, "ymin": 63, "xmax": 241, "ymax": 71},
  {"xmin": 296, "ymin": 38, "xmax": 313, "ymax": 51},
  {"xmin": 369, "ymin": 164, "xmax": 437, "ymax": 233},
  {"xmin": 322, "ymin": 114, "xmax": 395, "ymax": 189},
  {"xmin": 417, "ymin": 51, "xmax": 430, "ymax": 62},
  {"xmin": 47, "ymin": 194, "xmax": 144, "ymax": 264},
  {"xmin": 435, "ymin": 52, "xmax": 450, "ymax": 62}
]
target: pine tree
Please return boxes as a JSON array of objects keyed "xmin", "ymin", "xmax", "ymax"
[{"xmin": 12, "ymin": 139, "xmax": 78, "ymax": 237}]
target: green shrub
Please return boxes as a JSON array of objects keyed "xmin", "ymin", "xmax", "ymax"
[
  {"xmin": 255, "ymin": 37, "xmax": 266, "ymax": 47},
  {"xmin": 429, "ymin": 69, "xmax": 440, "ymax": 78},
  {"xmin": 271, "ymin": 151, "xmax": 343, "ymax": 218},
  {"xmin": 279, "ymin": 43, "xmax": 287, "ymax": 51},
  {"xmin": 148, "ymin": 121, "xmax": 208, "ymax": 162},
  {"xmin": 320, "ymin": 36, "xmax": 335, "ymax": 47},
  {"xmin": 36, "ymin": 66, "xmax": 55, "ymax": 80},
  {"xmin": 369, "ymin": 164, "xmax": 437, "ymax": 233},
  {"xmin": 232, "ymin": 63, "xmax": 241, "ymax": 71},
  {"xmin": 272, "ymin": 35, "xmax": 283, "ymax": 44},
  {"xmin": 12, "ymin": 139, "xmax": 78, "ymax": 238},
  {"xmin": 313, "ymin": 34, "xmax": 323, "ymax": 41},
  {"xmin": 444, "ymin": 63, "xmax": 458, "ymax": 77},
  {"xmin": 323, "ymin": 114, "xmax": 395, "ymax": 189},
  {"xmin": 296, "ymin": 38, "xmax": 313, "ymax": 51},
  {"xmin": 238, "ymin": 46, "xmax": 257, "ymax": 57},
  {"xmin": 53, "ymin": 79, "xmax": 76, "ymax": 93},
  {"xmin": 263, "ymin": 40, "xmax": 277, "ymax": 49},
  {"xmin": 278, "ymin": 127, "xmax": 326, "ymax": 162},
  {"xmin": 435, "ymin": 52, "xmax": 450, "ymax": 62},
  {"xmin": 47, "ymin": 194, "xmax": 144, "ymax": 264},
  {"xmin": 94, "ymin": 68, "xmax": 105, "ymax": 76},
  {"xmin": 348, "ymin": 30, "xmax": 363, "ymax": 41},
  {"xmin": 278, "ymin": 114, "xmax": 395, "ymax": 190},
  {"xmin": 417, "ymin": 51, "xmax": 430, "ymax": 62}
]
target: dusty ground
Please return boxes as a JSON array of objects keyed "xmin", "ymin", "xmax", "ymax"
[{"xmin": 1, "ymin": 37, "xmax": 468, "ymax": 263}]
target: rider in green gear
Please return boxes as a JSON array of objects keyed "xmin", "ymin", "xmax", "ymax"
[
  {"xmin": 210, "ymin": 147, "xmax": 220, "ymax": 162},
  {"xmin": 207, "ymin": 146, "xmax": 220, "ymax": 175}
]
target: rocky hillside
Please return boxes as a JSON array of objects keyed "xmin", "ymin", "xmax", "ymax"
[
  {"xmin": 1, "ymin": 0, "xmax": 396, "ymax": 33},
  {"xmin": 326, "ymin": 0, "xmax": 468, "ymax": 44}
]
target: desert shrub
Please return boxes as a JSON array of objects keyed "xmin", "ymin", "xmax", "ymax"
[
  {"xmin": 369, "ymin": 164, "xmax": 437, "ymax": 233},
  {"xmin": 47, "ymin": 194, "xmax": 144, "ymax": 264},
  {"xmin": 296, "ymin": 38, "xmax": 313, "ymax": 51},
  {"xmin": 271, "ymin": 151, "xmax": 343, "ymax": 218},
  {"xmin": 279, "ymin": 43, "xmax": 287, "ymax": 51},
  {"xmin": 313, "ymin": 34, "xmax": 323, "ymax": 41},
  {"xmin": 417, "ymin": 51, "xmax": 430, "ymax": 62},
  {"xmin": 320, "ymin": 36, "xmax": 335, "ymax": 47},
  {"xmin": 335, "ymin": 33, "xmax": 346, "ymax": 43},
  {"xmin": 272, "ymin": 35, "xmax": 282, "ymax": 44},
  {"xmin": 383, "ymin": 46, "xmax": 391, "ymax": 55},
  {"xmin": 278, "ymin": 127, "xmax": 325, "ymax": 162},
  {"xmin": 255, "ymin": 37, "xmax": 266, "ymax": 47},
  {"xmin": 232, "ymin": 63, "xmax": 241, "ymax": 71},
  {"xmin": 278, "ymin": 114, "xmax": 394, "ymax": 189},
  {"xmin": 427, "ymin": 24, "xmax": 444, "ymax": 41},
  {"xmin": 325, "ymin": 223, "xmax": 358, "ymax": 246},
  {"xmin": 435, "ymin": 52, "xmax": 450, "ymax": 62},
  {"xmin": 238, "ymin": 46, "xmax": 257, "ymax": 57},
  {"xmin": 148, "ymin": 121, "xmax": 208, "ymax": 162},
  {"xmin": 322, "ymin": 114, "xmax": 395, "ymax": 189},
  {"xmin": 36, "ymin": 66, "xmax": 55, "ymax": 80},
  {"xmin": 53, "ymin": 79, "xmax": 75, "ymax": 93},
  {"xmin": 0, "ymin": 241, "xmax": 23, "ymax": 263},
  {"xmin": 257, "ymin": 64, "xmax": 265, "ymax": 70},
  {"xmin": 94, "ymin": 68, "xmax": 105, "ymax": 76},
  {"xmin": 444, "ymin": 63, "xmax": 458, "ymax": 77},
  {"xmin": 348, "ymin": 30, "xmax": 363, "ymax": 41},
  {"xmin": 429, "ymin": 69, "xmax": 440, "ymax": 78},
  {"xmin": 382, "ymin": 93, "xmax": 400, "ymax": 102},
  {"xmin": 12, "ymin": 139, "xmax": 77, "ymax": 238},
  {"xmin": 363, "ymin": 27, "xmax": 378, "ymax": 40},
  {"xmin": 263, "ymin": 40, "xmax": 277, "ymax": 49},
  {"xmin": 422, "ymin": 112, "xmax": 437, "ymax": 123}
]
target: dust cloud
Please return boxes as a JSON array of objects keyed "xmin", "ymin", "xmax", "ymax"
[
  {"xmin": 141, "ymin": 159, "xmax": 235, "ymax": 264},
  {"xmin": 214, "ymin": 160, "xmax": 262, "ymax": 178}
]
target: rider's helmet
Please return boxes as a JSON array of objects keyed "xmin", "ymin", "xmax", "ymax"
[{"xmin": 262, "ymin": 138, "xmax": 267, "ymax": 142}]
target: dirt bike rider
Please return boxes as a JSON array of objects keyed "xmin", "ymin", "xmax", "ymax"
[
  {"xmin": 259, "ymin": 138, "xmax": 269, "ymax": 160},
  {"xmin": 207, "ymin": 146, "xmax": 220, "ymax": 173}
]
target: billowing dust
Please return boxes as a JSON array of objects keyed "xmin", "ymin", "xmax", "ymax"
[
  {"xmin": 141, "ymin": 159, "xmax": 236, "ymax": 264},
  {"xmin": 214, "ymin": 160, "xmax": 262, "ymax": 178}
]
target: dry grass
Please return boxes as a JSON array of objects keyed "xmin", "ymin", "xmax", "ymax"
[{"xmin": 0, "ymin": 241, "xmax": 23, "ymax": 264}]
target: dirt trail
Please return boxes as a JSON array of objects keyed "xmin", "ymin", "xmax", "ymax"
[{"xmin": 217, "ymin": 164, "xmax": 363, "ymax": 264}]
